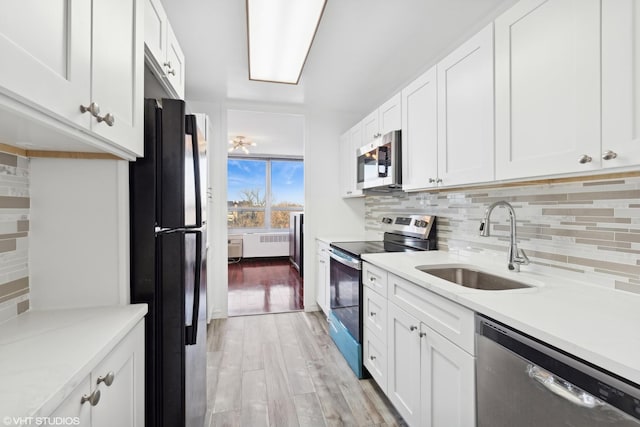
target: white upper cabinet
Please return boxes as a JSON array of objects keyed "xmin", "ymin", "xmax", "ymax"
[
  {"xmin": 340, "ymin": 126, "xmax": 363, "ymax": 198},
  {"xmin": 601, "ymin": 0, "xmax": 640, "ymax": 169},
  {"xmin": 0, "ymin": 1, "xmax": 91, "ymax": 128},
  {"xmin": 144, "ymin": 0, "xmax": 186, "ymax": 99},
  {"xmin": 362, "ymin": 93, "xmax": 402, "ymax": 143},
  {"xmin": 402, "ymin": 65, "xmax": 438, "ymax": 191},
  {"xmin": 495, "ymin": 0, "xmax": 601, "ymax": 179},
  {"xmin": 437, "ymin": 24, "xmax": 494, "ymax": 187},
  {"xmin": 92, "ymin": 0, "xmax": 144, "ymax": 156}
]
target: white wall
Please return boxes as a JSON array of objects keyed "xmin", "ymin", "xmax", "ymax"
[
  {"xmin": 189, "ymin": 99, "xmax": 363, "ymax": 317},
  {"xmin": 29, "ymin": 158, "xmax": 130, "ymax": 309}
]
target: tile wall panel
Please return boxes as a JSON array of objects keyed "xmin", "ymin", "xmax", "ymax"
[
  {"xmin": 365, "ymin": 177, "xmax": 640, "ymax": 294},
  {"xmin": 0, "ymin": 151, "xmax": 29, "ymax": 322}
]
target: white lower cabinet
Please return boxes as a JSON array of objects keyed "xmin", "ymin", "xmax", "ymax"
[
  {"xmin": 420, "ymin": 324, "xmax": 475, "ymax": 427},
  {"xmin": 363, "ymin": 262, "xmax": 475, "ymax": 427},
  {"xmin": 387, "ymin": 302, "xmax": 422, "ymax": 426},
  {"xmin": 49, "ymin": 320, "xmax": 145, "ymax": 427}
]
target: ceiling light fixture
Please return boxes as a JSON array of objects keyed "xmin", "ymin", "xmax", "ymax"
[
  {"xmin": 228, "ymin": 136, "xmax": 256, "ymax": 154},
  {"xmin": 246, "ymin": 0, "xmax": 327, "ymax": 85}
]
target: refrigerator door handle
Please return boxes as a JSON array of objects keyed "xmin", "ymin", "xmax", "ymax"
[{"xmin": 185, "ymin": 230, "xmax": 202, "ymax": 345}]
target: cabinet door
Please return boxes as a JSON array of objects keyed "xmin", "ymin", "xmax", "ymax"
[
  {"xmin": 363, "ymin": 328, "xmax": 388, "ymax": 393},
  {"xmin": 339, "ymin": 131, "xmax": 354, "ymax": 198},
  {"xmin": 50, "ymin": 376, "xmax": 92, "ymax": 427},
  {"xmin": 0, "ymin": 1, "xmax": 91, "ymax": 127},
  {"xmin": 437, "ymin": 24, "xmax": 494, "ymax": 187},
  {"xmin": 379, "ymin": 93, "xmax": 402, "ymax": 135},
  {"xmin": 420, "ymin": 326, "xmax": 475, "ymax": 427},
  {"xmin": 495, "ymin": 0, "xmax": 601, "ymax": 179},
  {"xmin": 362, "ymin": 109, "xmax": 380, "ymax": 142},
  {"xmin": 363, "ymin": 286, "xmax": 387, "ymax": 341},
  {"xmin": 402, "ymin": 66, "xmax": 438, "ymax": 191},
  {"xmin": 387, "ymin": 302, "xmax": 421, "ymax": 427},
  {"xmin": 144, "ymin": 0, "xmax": 168, "ymax": 65},
  {"xmin": 91, "ymin": 0, "xmax": 144, "ymax": 156},
  {"xmin": 92, "ymin": 321, "xmax": 145, "ymax": 427},
  {"xmin": 602, "ymin": 0, "xmax": 640, "ymax": 168},
  {"xmin": 165, "ymin": 23, "xmax": 186, "ymax": 99}
]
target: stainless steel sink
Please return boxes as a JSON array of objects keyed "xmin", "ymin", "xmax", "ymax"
[{"xmin": 416, "ymin": 265, "xmax": 532, "ymax": 290}]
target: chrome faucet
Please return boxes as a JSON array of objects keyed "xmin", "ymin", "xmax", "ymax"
[{"xmin": 479, "ymin": 201, "xmax": 530, "ymax": 272}]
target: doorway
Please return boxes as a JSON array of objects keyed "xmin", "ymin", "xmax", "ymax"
[{"xmin": 226, "ymin": 110, "xmax": 305, "ymax": 316}]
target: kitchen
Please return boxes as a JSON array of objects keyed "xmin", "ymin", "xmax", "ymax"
[{"xmin": 1, "ymin": 0, "xmax": 640, "ymax": 426}]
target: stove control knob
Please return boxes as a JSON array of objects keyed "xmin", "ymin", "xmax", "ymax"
[{"xmin": 381, "ymin": 217, "xmax": 393, "ymax": 224}]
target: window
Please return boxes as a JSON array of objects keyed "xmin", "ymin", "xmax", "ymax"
[{"xmin": 227, "ymin": 158, "xmax": 303, "ymax": 230}]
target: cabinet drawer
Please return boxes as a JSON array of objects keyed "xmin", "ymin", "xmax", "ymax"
[
  {"xmin": 363, "ymin": 262, "xmax": 388, "ymax": 296},
  {"xmin": 363, "ymin": 329, "xmax": 388, "ymax": 393},
  {"xmin": 388, "ymin": 274, "xmax": 474, "ymax": 355},
  {"xmin": 363, "ymin": 286, "xmax": 387, "ymax": 342}
]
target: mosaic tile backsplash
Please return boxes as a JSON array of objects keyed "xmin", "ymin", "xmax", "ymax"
[
  {"xmin": 0, "ymin": 151, "xmax": 29, "ymax": 322},
  {"xmin": 365, "ymin": 176, "xmax": 640, "ymax": 294}
]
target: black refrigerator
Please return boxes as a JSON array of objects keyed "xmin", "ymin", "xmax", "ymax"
[{"xmin": 130, "ymin": 99, "xmax": 208, "ymax": 427}]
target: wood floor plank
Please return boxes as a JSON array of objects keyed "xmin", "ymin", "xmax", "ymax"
[
  {"xmin": 338, "ymin": 382, "xmax": 384, "ymax": 426},
  {"xmin": 268, "ymin": 398, "xmax": 301, "ymax": 427},
  {"xmin": 209, "ymin": 410, "xmax": 241, "ymax": 427},
  {"xmin": 360, "ymin": 380, "xmax": 408, "ymax": 427},
  {"xmin": 240, "ymin": 401, "xmax": 269, "ymax": 427},
  {"xmin": 212, "ymin": 318, "xmax": 245, "ymax": 413},
  {"xmin": 263, "ymin": 341, "xmax": 293, "ymax": 400},
  {"xmin": 208, "ymin": 318, "xmax": 227, "ymax": 352},
  {"xmin": 293, "ymin": 392, "xmax": 327, "ymax": 427},
  {"xmin": 206, "ymin": 351, "xmax": 223, "ymax": 409},
  {"xmin": 242, "ymin": 316, "xmax": 266, "ymax": 371},
  {"xmin": 312, "ymin": 383, "xmax": 358, "ymax": 427},
  {"xmin": 280, "ymin": 341, "xmax": 316, "ymax": 395},
  {"xmin": 242, "ymin": 369, "xmax": 267, "ymax": 407},
  {"xmin": 291, "ymin": 312, "xmax": 324, "ymax": 361},
  {"xmin": 300, "ymin": 311, "xmax": 328, "ymax": 336}
]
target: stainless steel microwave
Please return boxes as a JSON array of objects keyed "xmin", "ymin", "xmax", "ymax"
[{"xmin": 356, "ymin": 130, "xmax": 401, "ymax": 190}]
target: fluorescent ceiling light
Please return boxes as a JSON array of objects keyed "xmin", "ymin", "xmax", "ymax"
[{"xmin": 247, "ymin": 0, "xmax": 327, "ymax": 84}]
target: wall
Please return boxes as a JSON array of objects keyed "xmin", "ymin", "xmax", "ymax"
[
  {"xmin": 0, "ymin": 150, "xmax": 29, "ymax": 322},
  {"xmin": 29, "ymin": 158, "xmax": 130, "ymax": 309},
  {"xmin": 366, "ymin": 176, "xmax": 640, "ymax": 294}
]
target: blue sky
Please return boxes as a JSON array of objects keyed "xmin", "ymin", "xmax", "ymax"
[{"xmin": 227, "ymin": 159, "xmax": 304, "ymax": 205}]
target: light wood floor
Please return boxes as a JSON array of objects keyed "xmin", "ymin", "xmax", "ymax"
[{"xmin": 206, "ymin": 311, "xmax": 407, "ymax": 427}]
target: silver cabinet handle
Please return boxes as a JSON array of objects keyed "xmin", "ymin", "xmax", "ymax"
[
  {"xmin": 369, "ymin": 276, "xmax": 376, "ymax": 282},
  {"xmin": 80, "ymin": 389, "xmax": 101, "ymax": 406},
  {"xmin": 527, "ymin": 364, "xmax": 604, "ymax": 409},
  {"xmin": 409, "ymin": 325, "xmax": 418, "ymax": 331},
  {"xmin": 97, "ymin": 371, "xmax": 115, "ymax": 387},
  {"xmin": 369, "ymin": 355, "xmax": 376, "ymax": 361},
  {"xmin": 436, "ymin": 178, "xmax": 443, "ymax": 183},
  {"xmin": 428, "ymin": 178, "xmax": 436, "ymax": 183},
  {"xmin": 80, "ymin": 102, "xmax": 100, "ymax": 117},
  {"xmin": 163, "ymin": 61, "xmax": 172, "ymax": 68},
  {"xmin": 578, "ymin": 154, "xmax": 592, "ymax": 164},
  {"xmin": 602, "ymin": 150, "xmax": 618, "ymax": 160},
  {"xmin": 167, "ymin": 69, "xmax": 176, "ymax": 76},
  {"xmin": 419, "ymin": 332, "xmax": 426, "ymax": 338},
  {"xmin": 370, "ymin": 311, "xmax": 376, "ymax": 317},
  {"xmin": 96, "ymin": 113, "xmax": 115, "ymax": 127}
]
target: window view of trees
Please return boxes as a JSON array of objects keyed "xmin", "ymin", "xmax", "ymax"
[{"xmin": 227, "ymin": 158, "xmax": 303, "ymax": 230}]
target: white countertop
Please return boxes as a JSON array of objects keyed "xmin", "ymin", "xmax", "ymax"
[
  {"xmin": 316, "ymin": 235, "xmax": 366, "ymax": 244},
  {"xmin": 0, "ymin": 304, "xmax": 147, "ymax": 418},
  {"xmin": 361, "ymin": 250, "xmax": 640, "ymax": 386}
]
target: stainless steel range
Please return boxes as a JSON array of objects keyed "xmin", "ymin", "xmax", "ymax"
[{"xmin": 328, "ymin": 215, "xmax": 437, "ymax": 378}]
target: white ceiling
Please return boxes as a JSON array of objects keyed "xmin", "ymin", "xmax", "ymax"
[
  {"xmin": 226, "ymin": 110, "xmax": 304, "ymax": 157},
  {"xmin": 160, "ymin": 0, "xmax": 518, "ymax": 117}
]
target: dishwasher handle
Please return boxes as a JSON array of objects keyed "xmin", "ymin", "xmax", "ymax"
[{"xmin": 527, "ymin": 364, "xmax": 605, "ymax": 409}]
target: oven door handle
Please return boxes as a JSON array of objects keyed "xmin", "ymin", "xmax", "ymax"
[{"xmin": 329, "ymin": 249, "xmax": 362, "ymax": 271}]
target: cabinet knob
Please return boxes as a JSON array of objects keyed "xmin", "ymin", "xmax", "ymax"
[
  {"xmin": 578, "ymin": 154, "xmax": 592, "ymax": 164},
  {"xmin": 428, "ymin": 178, "xmax": 436, "ymax": 183},
  {"xmin": 96, "ymin": 113, "xmax": 115, "ymax": 127},
  {"xmin": 163, "ymin": 61, "xmax": 172, "ymax": 68},
  {"xmin": 602, "ymin": 150, "xmax": 618, "ymax": 161},
  {"xmin": 80, "ymin": 389, "xmax": 101, "ymax": 406},
  {"xmin": 436, "ymin": 178, "xmax": 443, "ymax": 184},
  {"xmin": 97, "ymin": 371, "xmax": 115, "ymax": 387},
  {"xmin": 80, "ymin": 102, "xmax": 100, "ymax": 117},
  {"xmin": 370, "ymin": 311, "xmax": 376, "ymax": 317},
  {"xmin": 167, "ymin": 69, "xmax": 176, "ymax": 76},
  {"xmin": 409, "ymin": 325, "xmax": 418, "ymax": 331},
  {"xmin": 369, "ymin": 276, "xmax": 376, "ymax": 282},
  {"xmin": 419, "ymin": 332, "xmax": 426, "ymax": 338},
  {"xmin": 369, "ymin": 355, "xmax": 376, "ymax": 361}
]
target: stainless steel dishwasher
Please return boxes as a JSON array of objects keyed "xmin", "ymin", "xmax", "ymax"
[{"xmin": 476, "ymin": 315, "xmax": 640, "ymax": 426}]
